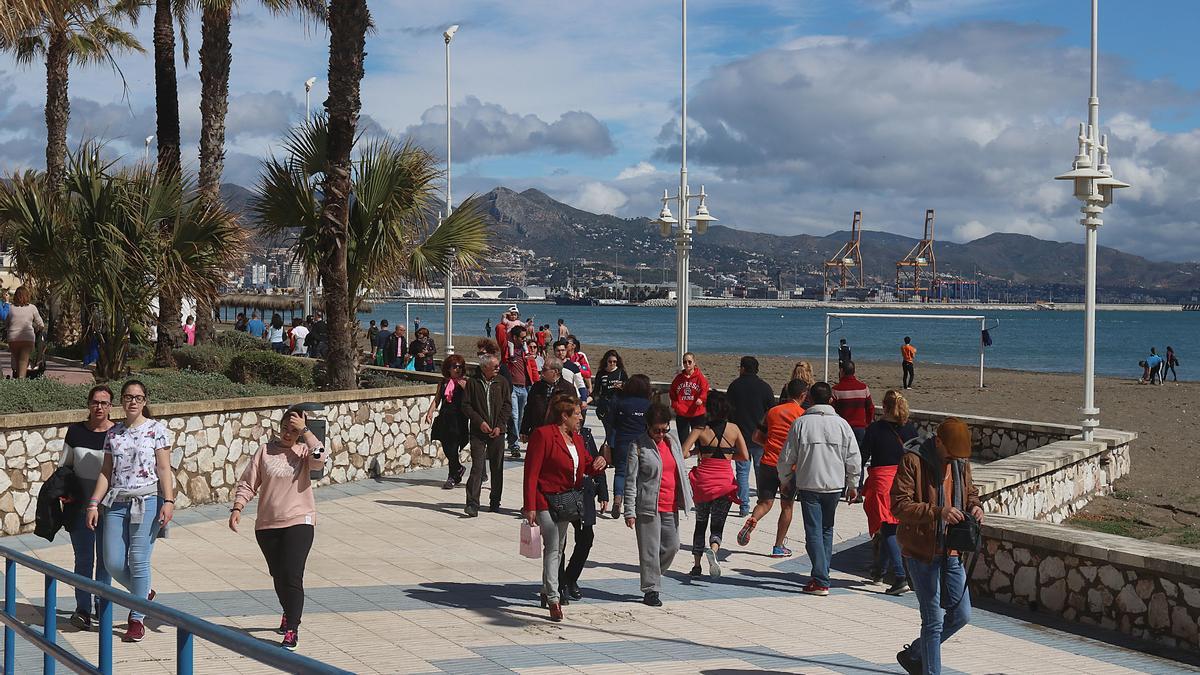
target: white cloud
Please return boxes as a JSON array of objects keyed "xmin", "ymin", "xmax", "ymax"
[
  {"xmin": 616, "ymin": 161, "xmax": 658, "ymax": 180},
  {"xmin": 568, "ymin": 182, "xmax": 628, "ymax": 215}
]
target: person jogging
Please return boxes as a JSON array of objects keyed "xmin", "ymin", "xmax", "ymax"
[
  {"xmin": 229, "ymin": 406, "xmax": 326, "ymax": 651},
  {"xmin": 737, "ymin": 379, "xmax": 807, "ymax": 558},
  {"xmin": 902, "ymin": 337, "xmax": 917, "ymax": 389}
]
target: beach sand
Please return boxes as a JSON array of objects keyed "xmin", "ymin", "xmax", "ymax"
[{"xmin": 583, "ymin": 340, "xmax": 1200, "ymax": 546}]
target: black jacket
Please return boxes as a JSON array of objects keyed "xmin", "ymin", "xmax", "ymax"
[
  {"xmin": 35, "ymin": 466, "xmax": 82, "ymax": 542},
  {"xmin": 521, "ymin": 377, "xmax": 576, "ymax": 436},
  {"xmin": 579, "ymin": 427, "xmax": 610, "ymax": 527}
]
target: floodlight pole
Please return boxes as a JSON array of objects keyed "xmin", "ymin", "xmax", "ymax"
[{"xmin": 442, "ymin": 26, "xmax": 458, "ymax": 355}]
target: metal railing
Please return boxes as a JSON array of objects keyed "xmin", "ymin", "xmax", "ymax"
[{"xmin": 0, "ymin": 545, "xmax": 352, "ymax": 675}]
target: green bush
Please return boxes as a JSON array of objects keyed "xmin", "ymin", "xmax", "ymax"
[
  {"xmin": 226, "ymin": 351, "xmax": 314, "ymax": 388},
  {"xmin": 171, "ymin": 345, "xmax": 233, "ymax": 374},
  {"xmin": 0, "ymin": 378, "xmax": 94, "ymax": 415},
  {"xmin": 213, "ymin": 330, "xmax": 271, "ymax": 352}
]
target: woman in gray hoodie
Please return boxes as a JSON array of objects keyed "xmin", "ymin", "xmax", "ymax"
[{"xmin": 624, "ymin": 403, "xmax": 694, "ymax": 607}]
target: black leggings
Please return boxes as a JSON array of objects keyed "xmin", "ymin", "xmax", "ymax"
[
  {"xmin": 256, "ymin": 524, "xmax": 314, "ymax": 631},
  {"xmin": 559, "ymin": 521, "xmax": 596, "ymax": 588},
  {"xmin": 693, "ymin": 498, "xmax": 732, "ymax": 551}
]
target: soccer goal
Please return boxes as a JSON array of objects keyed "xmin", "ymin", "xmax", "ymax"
[{"xmin": 824, "ymin": 313, "xmax": 995, "ymax": 388}]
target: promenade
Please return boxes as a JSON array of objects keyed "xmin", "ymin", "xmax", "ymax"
[{"xmin": 0, "ymin": 415, "xmax": 1193, "ymax": 674}]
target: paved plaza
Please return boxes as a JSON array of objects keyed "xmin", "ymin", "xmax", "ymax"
[{"xmin": 2, "ymin": 416, "xmax": 1196, "ymax": 674}]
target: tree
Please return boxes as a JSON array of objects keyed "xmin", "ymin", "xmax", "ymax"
[
  {"xmin": 253, "ymin": 119, "xmax": 490, "ymax": 367},
  {"xmin": 193, "ymin": 0, "xmax": 323, "ymax": 344},
  {"xmin": 319, "ymin": 0, "xmax": 369, "ymax": 389},
  {"xmin": 0, "ymin": 145, "xmax": 247, "ymax": 380},
  {"xmin": 0, "ymin": 0, "xmax": 142, "ymax": 193}
]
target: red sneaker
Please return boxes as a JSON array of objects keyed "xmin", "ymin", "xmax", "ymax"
[
  {"xmin": 548, "ymin": 603, "xmax": 563, "ymax": 622},
  {"xmin": 123, "ymin": 619, "xmax": 146, "ymax": 642},
  {"xmin": 736, "ymin": 518, "xmax": 757, "ymax": 546},
  {"xmin": 276, "ymin": 615, "xmax": 288, "ymax": 635},
  {"xmin": 802, "ymin": 581, "xmax": 830, "ymax": 596}
]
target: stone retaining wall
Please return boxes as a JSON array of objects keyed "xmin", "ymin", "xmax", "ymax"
[
  {"xmin": 973, "ymin": 515, "xmax": 1200, "ymax": 652},
  {"xmin": 0, "ymin": 385, "xmax": 439, "ymax": 535},
  {"xmin": 972, "ymin": 429, "xmax": 1135, "ymax": 522},
  {"xmin": 903, "ymin": 409, "xmax": 1077, "ymax": 461}
]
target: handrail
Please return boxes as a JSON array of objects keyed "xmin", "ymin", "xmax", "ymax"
[{"xmin": 0, "ymin": 544, "xmax": 352, "ymax": 675}]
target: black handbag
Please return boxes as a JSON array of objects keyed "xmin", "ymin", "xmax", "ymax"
[
  {"xmin": 945, "ymin": 513, "xmax": 981, "ymax": 553},
  {"xmin": 544, "ymin": 489, "xmax": 584, "ymax": 523}
]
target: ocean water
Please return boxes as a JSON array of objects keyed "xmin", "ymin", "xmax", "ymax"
[{"xmin": 363, "ymin": 302, "xmax": 1199, "ymax": 381}]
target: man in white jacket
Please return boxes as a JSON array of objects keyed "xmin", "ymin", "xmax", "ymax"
[{"xmin": 777, "ymin": 381, "xmax": 861, "ymax": 596}]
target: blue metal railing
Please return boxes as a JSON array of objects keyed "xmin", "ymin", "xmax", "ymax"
[{"xmin": 0, "ymin": 545, "xmax": 352, "ymax": 675}]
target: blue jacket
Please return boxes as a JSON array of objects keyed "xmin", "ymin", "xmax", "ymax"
[{"xmin": 611, "ymin": 395, "xmax": 651, "ymax": 450}]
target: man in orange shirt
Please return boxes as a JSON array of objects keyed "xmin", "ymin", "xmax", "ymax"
[
  {"xmin": 901, "ymin": 336, "xmax": 917, "ymax": 390},
  {"xmin": 735, "ymin": 379, "xmax": 807, "ymax": 558}
]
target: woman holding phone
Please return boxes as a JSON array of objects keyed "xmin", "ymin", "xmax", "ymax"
[
  {"xmin": 85, "ymin": 380, "xmax": 175, "ymax": 643},
  {"xmin": 229, "ymin": 405, "xmax": 326, "ymax": 651}
]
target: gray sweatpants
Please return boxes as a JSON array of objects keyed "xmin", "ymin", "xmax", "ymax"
[
  {"xmin": 635, "ymin": 511, "xmax": 680, "ymax": 593},
  {"xmin": 536, "ymin": 510, "xmax": 570, "ymax": 603}
]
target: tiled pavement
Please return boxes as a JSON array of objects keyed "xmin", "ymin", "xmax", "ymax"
[{"xmin": 1, "ymin": 416, "xmax": 1196, "ymax": 674}]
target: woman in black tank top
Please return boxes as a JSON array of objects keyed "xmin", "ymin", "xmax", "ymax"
[{"xmin": 681, "ymin": 393, "xmax": 748, "ymax": 580}]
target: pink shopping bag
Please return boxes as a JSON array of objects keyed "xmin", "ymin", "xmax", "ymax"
[{"xmin": 519, "ymin": 521, "xmax": 542, "ymax": 559}]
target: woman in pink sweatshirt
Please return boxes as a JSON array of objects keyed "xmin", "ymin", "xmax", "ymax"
[
  {"xmin": 229, "ymin": 407, "xmax": 326, "ymax": 651},
  {"xmin": 668, "ymin": 352, "xmax": 710, "ymax": 442}
]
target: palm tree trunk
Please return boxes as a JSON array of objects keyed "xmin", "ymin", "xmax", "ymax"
[
  {"xmin": 319, "ymin": 0, "xmax": 370, "ymax": 390},
  {"xmin": 44, "ymin": 27, "xmax": 69, "ymax": 194},
  {"xmin": 196, "ymin": 2, "xmax": 232, "ymax": 345},
  {"xmin": 152, "ymin": 0, "xmax": 184, "ymax": 365}
]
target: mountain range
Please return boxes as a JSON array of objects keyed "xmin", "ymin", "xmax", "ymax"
[{"xmin": 222, "ymin": 183, "xmax": 1199, "ymax": 298}]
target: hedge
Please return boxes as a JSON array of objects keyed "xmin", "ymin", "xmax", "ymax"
[{"xmin": 226, "ymin": 351, "xmax": 314, "ymax": 389}]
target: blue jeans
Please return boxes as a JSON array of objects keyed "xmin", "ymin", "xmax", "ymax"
[
  {"xmin": 102, "ymin": 495, "xmax": 160, "ymax": 622},
  {"xmin": 510, "ymin": 385, "xmax": 529, "ymax": 450},
  {"xmin": 877, "ymin": 522, "xmax": 903, "ymax": 577},
  {"xmin": 798, "ymin": 490, "xmax": 840, "ymax": 587},
  {"xmin": 68, "ymin": 514, "xmax": 111, "ymax": 616},
  {"xmin": 735, "ymin": 443, "xmax": 763, "ymax": 512},
  {"xmin": 612, "ymin": 442, "xmax": 631, "ymax": 501},
  {"xmin": 905, "ymin": 555, "xmax": 972, "ymax": 675}
]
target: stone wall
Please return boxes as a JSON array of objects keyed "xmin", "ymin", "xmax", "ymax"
[
  {"xmin": 973, "ymin": 515, "xmax": 1200, "ymax": 653},
  {"xmin": 0, "ymin": 385, "xmax": 441, "ymax": 535},
  {"xmin": 903, "ymin": 409, "xmax": 1078, "ymax": 461},
  {"xmin": 972, "ymin": 429, "xmax": 1135, "ymax": 523}
]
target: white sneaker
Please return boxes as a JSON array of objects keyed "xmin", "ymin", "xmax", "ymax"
[{"xmin": 705, "ymin": 548, "xmax": 721, "ymax": 580}]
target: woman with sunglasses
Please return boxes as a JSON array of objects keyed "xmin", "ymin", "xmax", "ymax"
[
  {"xmin": 59, "ymin": 385, "xmax": 115, "ymax": 630},
  {"xmin": 624, "ymin": 403, "xmax": 694, "ymax": 607},
  {"xmin": 86, "ymin": 380, "xmax": 175, "ymax": 643},
  {"xmin": 427, "ymin": 354, "xmax": 470, "ymax": 489},
  {"xmin": 593, "ymin": 350, "xmax": 627, "ymax": 447}
]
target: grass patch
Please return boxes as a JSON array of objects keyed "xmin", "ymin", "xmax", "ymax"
[
  {"xmin": 1171, "ymin": 527, "xmax": 1200, "ymax": 548},
  {"xmin": 1068, "ymin": 515, "xmax": 1161, "ymax": 540}
]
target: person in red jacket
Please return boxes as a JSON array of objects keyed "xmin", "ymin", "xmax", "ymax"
[
  {"xmin": 669, "ymin": 352, "xmax": 710, "ymax": 442},
  {"xmin": 832, "ymin": 360, "xmax": 874, "ymax": 501},
  {"xmin": 523, "ymin": 394, "xmax": 607, "ymax": 623}
]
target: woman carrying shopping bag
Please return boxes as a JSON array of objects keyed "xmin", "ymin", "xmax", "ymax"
[{"xmin": 522, "ymin": 394, "xmax": 607, "ymax": 622}]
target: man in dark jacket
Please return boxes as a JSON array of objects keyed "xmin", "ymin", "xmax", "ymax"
[
  {"xmin": 461, "ymin": 355, "xmax": 513, "ymax": 517},
  {"xmin": 307, "ymin": 311, "xmax": 328, "ymax": 358},
  {"xmin": 726, "ymin": 356, "xmax": 776, "ymax": 516},
  {"xmin": 520, "ymin": 358, "xmax": 575, "ymax": 439},
  {"xmin": 891, "ymin": 418, "xmax": 983, "ymax": 675}
]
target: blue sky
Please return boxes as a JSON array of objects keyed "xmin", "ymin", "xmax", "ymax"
[{"xmin": 1, "ymin": 0, "xmax": 1199, "ymax": 261}]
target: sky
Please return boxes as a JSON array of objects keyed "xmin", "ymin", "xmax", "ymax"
[{"xmin": 1, "ymin": 0, "xmax": 1199, "ymax": 262}]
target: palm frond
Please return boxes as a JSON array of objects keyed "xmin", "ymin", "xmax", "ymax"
[{"xmin": 405, "ymin": 195, "xmax": 491, "ymax": 284}]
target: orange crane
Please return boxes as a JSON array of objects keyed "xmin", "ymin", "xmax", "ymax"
[
  {"xmin": 896, "ymin": 209, "xmax": 938, "ymax": 302},
  {"xmin": 823, "ymin": 211, "xmax": 864, "ymax": 300}
]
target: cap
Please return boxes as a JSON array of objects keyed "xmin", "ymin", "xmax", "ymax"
[
  {"xmin": 507, "ymin": 305, "xmax": 519, "ymax": 314},
  {"xmin": 937, "ymin": 418, "xmax": 972, "ymax": 459}
]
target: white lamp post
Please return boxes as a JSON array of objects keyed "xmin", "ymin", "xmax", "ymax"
[
  {"xmin": 1054, "ymin": 0, "xmax": 1129, "ymax": 442},
  {"xmin": 143, "ymin": 135, "xmax": 154, "ymax": 162},
  {"xmin": 441, "ymin": 24, "xmax": 460, "ymax": 355},
  {"xmin": 302, "ymin": 76, "xmax": 318, "ymax": 318},
  {"xmin": 651, "ymin": 0, "xmax": 717, "ymax": 369}
]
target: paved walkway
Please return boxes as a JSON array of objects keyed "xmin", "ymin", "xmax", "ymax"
[
  {"xmin": 0, "ymin": 352, "xmax": 94, "ymax": 385},
  {"xmin": 1, "ymin": 415, "xmax": 1195, "ymax": 674}
]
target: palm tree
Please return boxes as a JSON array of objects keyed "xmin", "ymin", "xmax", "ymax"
[
  {"xmin": 0, "ymin": 1, "xmax": 142, "ymax": 193},
  {"xmin": 193, "ymin": 0, "xmax": 323, "ymax": 345},
  {"xmin": 252, "ymin": 119, "xmax": 490, "ymax": 378},
  {"xmin": 319, "ymin": 0, "xmax": 370, "ymax": 389},
  {"xmin": 0, "ymin": 145, "xmax": 247, "ymax": 379}
]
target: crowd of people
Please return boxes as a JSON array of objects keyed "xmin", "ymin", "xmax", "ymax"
[{"xmin": 232, "ymin": 310, "xmax": 328, "ymax": 358}]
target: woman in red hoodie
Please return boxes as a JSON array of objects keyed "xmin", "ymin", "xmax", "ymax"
[
  {"xmin": 669, "ymin": 352, "xmax": 709, "ymax": 442},
  {"xmin": 523, "ymin": 394, "xmax": 607, "ymax": 622}
]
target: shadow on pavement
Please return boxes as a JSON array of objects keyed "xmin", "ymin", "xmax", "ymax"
[{"xmin": 375, "ymin": 499, "xmax": 467, "ymax": 518}]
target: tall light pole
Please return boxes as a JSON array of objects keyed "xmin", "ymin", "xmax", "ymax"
[
  {"xmin": 303, "ymin": 76, "xmax": 317, "ymax": 318},
  {"xmin": 442, "ymin": 24, "xmax": 459, "ymax": 355},
  {"xmin": 1055, "ymin": 0, "xmax": 1129, "ymax": 442},
  {"xmin": 651, "ymin": 0, "xmax": 717, "ymax": 369},
  {"xmin": 143, "ymin": 135, "xmax": 154, "ymax": 162}
]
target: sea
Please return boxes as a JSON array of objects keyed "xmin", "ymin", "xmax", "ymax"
[{"xmin": 360, "ymin": 303, "xmax": 1199, "ymax": 381}]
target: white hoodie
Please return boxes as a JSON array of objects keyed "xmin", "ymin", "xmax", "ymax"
[{"xmin": 777, "ymin": 404, "xmax": 861, "ymax": 494}]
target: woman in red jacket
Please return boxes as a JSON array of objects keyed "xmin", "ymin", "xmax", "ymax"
[
  {"xmin": 669, "ymin": 352, "xmax": 709, "ymax": 442},
  {"xmin": 523, "ymin": 394, "xmax": 607, "ymax": 622}
]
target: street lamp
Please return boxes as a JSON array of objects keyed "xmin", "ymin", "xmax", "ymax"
[
  {"xmin": 1054, "ymin": 0, "xmax": 1129, "ymax": 442},
  {"xmin": 143, "ymin": 135, "xmax": 153, "ymax": 162},
  {"xmin": 441, "ymin": 24, "xmax": 460, "ymax": 355},
  {"xmin": 651, "ymin": 0, "xmax": 717, "ymax": 369},
  {"xmin": 302, "ymin": 76, "xmax": 318, "ymax": 318}
]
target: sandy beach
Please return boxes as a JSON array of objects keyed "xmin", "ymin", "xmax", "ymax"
[{"xmin": 582, "ymin": 339, "xmax": 1200, "ymax": 545}]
